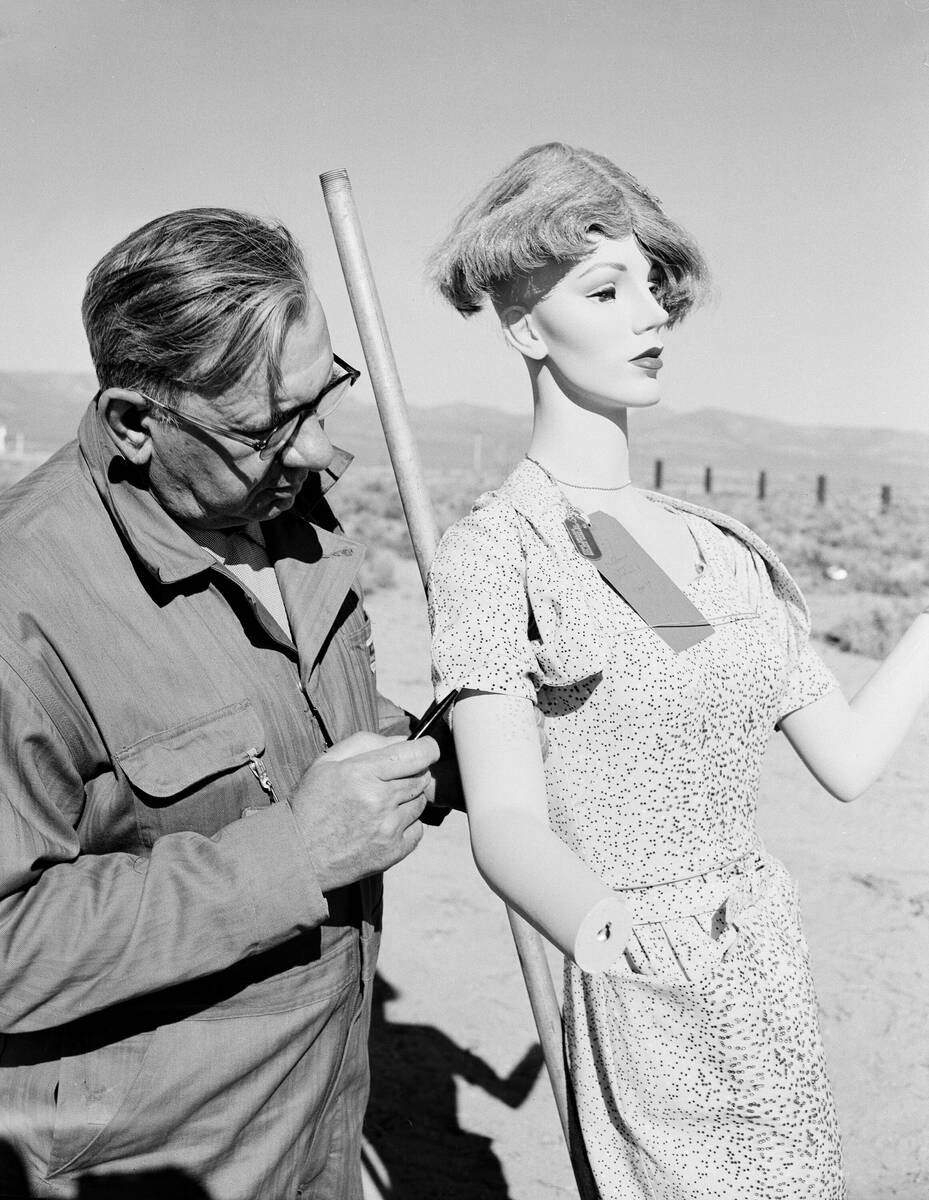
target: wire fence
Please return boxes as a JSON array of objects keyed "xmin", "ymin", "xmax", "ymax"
[{"xmin": 646, "ymin": 459, "xmax": 929, "ymax": 516}]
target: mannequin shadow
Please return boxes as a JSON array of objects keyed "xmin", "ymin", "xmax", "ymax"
[{"xmin": 363, "ymin": 972, "xmax": 544, "ymax": 1199}]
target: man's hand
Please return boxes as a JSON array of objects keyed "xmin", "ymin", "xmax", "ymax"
[{"xmin": 291, "ymin": 732, "xmax": 440, "ymax": 893}]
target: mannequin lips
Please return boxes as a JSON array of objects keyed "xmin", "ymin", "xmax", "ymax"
[{"xmin": 630, "ymin": 347, "xmax": 663, "ymax": 371}]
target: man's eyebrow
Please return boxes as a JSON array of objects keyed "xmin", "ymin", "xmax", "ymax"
[
  {"xmin": 233, "ymin": 401, "xmax": 305, "ymax": 438},
  {"xmin": 578, "ymin": 261, "xmax": 629, "ymax": 278},
  {"xmin": 267, "ymin": 360, "xmax": 338, "ymax": 410},
  {"xmin": 236, "ymin": 357, "xmax": 339, "ymax": 435},
  {"xmin": 238, "ymin": 406, "xmax": 299, "ymax": 437},
  {"xmin": 241, "ymin": 381, "xmax": 332, "ymax": 436}
]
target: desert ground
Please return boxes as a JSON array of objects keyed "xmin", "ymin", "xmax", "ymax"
[
  {"xmin": 1, "ymin": 405, "xmax": 925, "ymax": 1198},
  {"xmin": 361, "ymin": 559, "xmax": 929, "ymax": 1200}
]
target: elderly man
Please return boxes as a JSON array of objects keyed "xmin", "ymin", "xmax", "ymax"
[{"xmin": 0, "ymin": 208, "xmax": 450, "ymax": 1199}]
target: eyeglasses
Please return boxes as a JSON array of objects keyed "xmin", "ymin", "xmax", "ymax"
[{"xmin": 135, "ymin": 354, "xmax": 361, "ymax": 460}]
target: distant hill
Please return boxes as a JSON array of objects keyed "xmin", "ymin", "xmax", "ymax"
[
  {"xmin": 1, "ymin": 370, "xmax": 926, "ymax": 493},
  {"xmin": 331, "ymin": 399, "xmax": 929, "ymax": 494}
]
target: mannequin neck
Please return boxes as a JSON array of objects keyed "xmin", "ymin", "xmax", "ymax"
[{"xmin": 526, "ymin": 366, "xmax": 633, "ymax": 491}]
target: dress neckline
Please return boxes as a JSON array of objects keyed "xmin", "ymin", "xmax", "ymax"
[{"xmin": 639, "ymin": 496, "xmax": 708, "ymax": 594}]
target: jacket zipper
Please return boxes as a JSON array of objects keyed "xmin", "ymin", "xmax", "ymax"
[{"xmin": 245, "ymin": 747, "xmax": 279, "ymax": 803}]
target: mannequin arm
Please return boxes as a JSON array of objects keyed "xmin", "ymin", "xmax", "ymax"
[
  {"xmin": 780, "ymin": 613, "xmax": 929, "ymax": 801},
  {"xmin": 452, "ymin": 691, "xmax": 632, "ymax": 970}
]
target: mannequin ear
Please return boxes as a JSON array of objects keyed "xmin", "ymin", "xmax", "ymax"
[
  {"xmin": 500, "ymin": 306, "xmax": 548, "ymax": 362},
  {"xmin": 98, "ymin": 388, "xmax": 155, "ymax": 464}
]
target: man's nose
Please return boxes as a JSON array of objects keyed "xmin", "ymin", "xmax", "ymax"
[{"xmin": 278, "ymin": 414, "xmax": 335, "ymax": 471}]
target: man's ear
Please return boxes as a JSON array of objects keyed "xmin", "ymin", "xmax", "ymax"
[
  {"xmin": 500, "ymin": 306, "xmax": 548, "ymax": 362},
  {"xmin": 98, "ymin": 388, "xmax": 155, "ymax": 465}
]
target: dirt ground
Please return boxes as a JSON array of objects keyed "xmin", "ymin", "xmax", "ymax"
[{"xmin": 362, "ymin": 560, "xmax": 929, "ymax": 1200}]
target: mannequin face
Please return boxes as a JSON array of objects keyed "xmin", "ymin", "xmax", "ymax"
[{"xmin": 516, "ymin": 235, "xmax": 670, "ymax": 415}]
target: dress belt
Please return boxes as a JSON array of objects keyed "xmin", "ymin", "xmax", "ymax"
[{"xmin": 615, "ymin": 849, "xmax": 770, "ymax": 926}]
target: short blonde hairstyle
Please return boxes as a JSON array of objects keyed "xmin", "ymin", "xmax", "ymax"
[{"xmin": 429, "ymin": 142, "xmax": 709, "ymax": 325}]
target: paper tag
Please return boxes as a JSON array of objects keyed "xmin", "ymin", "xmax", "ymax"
[{"xmin": 584, "ymin": 511, "xmax": 714, "ymax": 652}]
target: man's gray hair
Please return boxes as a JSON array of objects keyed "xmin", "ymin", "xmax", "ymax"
[{"xmin": 82, "ymin": 208, "xmax": 310, "ymax": 406}]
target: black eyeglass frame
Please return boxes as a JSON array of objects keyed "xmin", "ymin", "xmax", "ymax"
[{"xmin": 132, "ymin": 354, "xmax": 361, "ymax": 460}]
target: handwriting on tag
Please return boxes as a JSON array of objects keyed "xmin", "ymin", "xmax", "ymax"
[{"xmin": 583, "ymin": 512, "xmax": 714, "ymax": 652}]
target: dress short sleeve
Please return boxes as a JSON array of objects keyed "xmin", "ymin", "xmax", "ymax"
[
  {"xmin": 428, "ymin": 507, "xmax": 539, "ymax": 704},
  {"xmin": 725, "ymin": 535, "xmax": 840, "ymax": 727},
  {"xmin": 776, "ymin": 642, "xmax": 840, "ymax": 724}
]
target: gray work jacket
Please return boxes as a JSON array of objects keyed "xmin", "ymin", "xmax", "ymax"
[{"xmin": 0, "ymin": 399, "xmax": 404, "ymax": 1196}]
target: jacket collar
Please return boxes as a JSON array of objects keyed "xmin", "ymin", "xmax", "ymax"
[{"xmin": 77, "ymin": 397, "xmax": 354, "ymax": 588}]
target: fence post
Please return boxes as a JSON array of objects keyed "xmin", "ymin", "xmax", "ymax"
[
  {"xmin": 816, "ymin": 474, "xmax": 827, "ymax": 505},
  {"xmin": 880, "ymin": 484, "xmax": 891, "ymax": 513},
  {"xmin": 703, "ymin": 466, "xmax": 712, "ymax": 494},
  {"xmin": 757, "ymin": 470, "xmax": 767, "ymax": 501},
  {"xmin": 654, "ymin": 459, "xmax": 663, "ymax": 491}
]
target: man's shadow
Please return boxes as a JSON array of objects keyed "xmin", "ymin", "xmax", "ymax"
[{"xmin": 364, "ymin": 972, "xmax": 544, "ymax": 1199}]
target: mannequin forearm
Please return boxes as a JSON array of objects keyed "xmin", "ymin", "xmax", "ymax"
[
  {"xmin": 469, "ymin": 807, "xmax": 632, "ymax": 969},
  {"xmin": 453, "ymin": 692, "xmax": 631, "ymax": 970},
  {"xmin": 782, "ymin": 613, "xmax": 929, "ymax": 800}
]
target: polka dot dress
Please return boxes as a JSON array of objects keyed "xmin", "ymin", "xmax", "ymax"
[{"xmin": 428, "ymin": 460, "xmax": 845, "ymax": 1199}]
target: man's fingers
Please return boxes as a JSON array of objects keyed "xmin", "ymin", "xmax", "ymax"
[
  {"xmin": 399, "ymin": 792, "xmax": 428, "ymax": 823},
  {"xmin": 369, "ymin": 736, "xmax": 440, "ymax": 780},
  {"xmin": 322, "ymin": 731, "xmax": 389, "ymax": 762},
  {"xmin": 396, "ymin": 816, "xmax": 425, "ymax": 860},
  {"xmin": 394, "ymin": 772, "xmax": 431, "ymax": 805}
]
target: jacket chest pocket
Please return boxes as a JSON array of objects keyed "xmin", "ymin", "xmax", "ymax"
[{"xmin": 114, "ymin": 700, "xmax": 274, "ymax": 845}]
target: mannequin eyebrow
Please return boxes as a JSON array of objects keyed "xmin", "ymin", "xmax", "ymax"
[{"xmin": 578, "ymin": 261, "xmax": 629, "ymax": 277}]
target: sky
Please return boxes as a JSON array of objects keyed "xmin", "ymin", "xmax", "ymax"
[{"xmin": 2, "ymin": 0, "xmax": 928, "ymax": 432}]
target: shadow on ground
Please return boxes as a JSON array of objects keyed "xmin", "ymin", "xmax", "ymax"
[
  {"xmin": 0, "ymin": 1137, "xmax": 210, "ymax": 1199},
  {"xmin": 1, "ymin": 972, "xmax": 544, "ymax": 1200},
  {"xmin": 364, "ymin": 973, "xmax": 544, "ymax": 1199}
]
